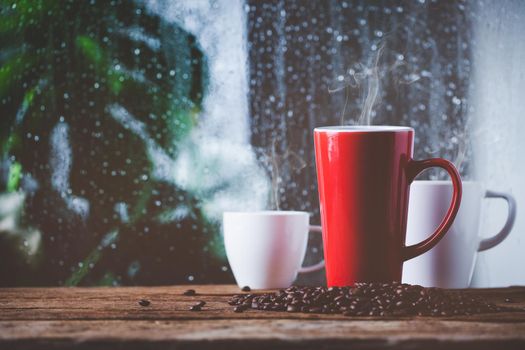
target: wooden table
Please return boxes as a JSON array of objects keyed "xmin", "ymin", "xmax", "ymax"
[{"xmin": 0, "ymin": 285, "xmax": 524, "ymax": 349}]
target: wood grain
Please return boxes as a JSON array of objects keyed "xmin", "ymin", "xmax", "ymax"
[{"xmin": 0, "ymin": 285, "xmax": 524, "ymax": 349}]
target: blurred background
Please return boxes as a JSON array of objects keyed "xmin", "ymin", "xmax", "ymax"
[{"xmin": 0, "ymin": 0, "xmax": 523, "ymax": 287}]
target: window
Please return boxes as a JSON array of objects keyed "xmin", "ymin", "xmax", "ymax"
[{"xmin": 1, "ymin": 0, "xmax": 523, "ymax": 287}]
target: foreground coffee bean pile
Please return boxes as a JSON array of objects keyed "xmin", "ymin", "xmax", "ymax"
[{"xmin": 229, "ymin": 282, "xmax": 504, "ymax": 316}]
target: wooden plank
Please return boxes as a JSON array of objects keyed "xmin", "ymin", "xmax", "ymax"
[
  {"xmin": 0, "ymin": 285, "xmax": 525, "ymax": 349},
  {"xmin": 0, "ymin": 285, "xmax": 524, "ymax": 322},
  {"xmin": 0, "ymin": 319, "xmax": 525, "ymax": 350}
]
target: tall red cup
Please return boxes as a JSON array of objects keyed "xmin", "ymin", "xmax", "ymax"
[{"xmin": 314, "ymin": 126, "xmax": 462, "ymax": 286}]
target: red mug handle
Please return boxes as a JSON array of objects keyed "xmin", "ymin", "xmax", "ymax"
[{"xmin": 403, "ymin": 158, "xmax": 463, "ymax": 261}]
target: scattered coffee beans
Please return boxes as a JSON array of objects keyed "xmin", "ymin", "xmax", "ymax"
[
  {"xmin": 189, "ymin": 301, "xmax": 206, "ymax": 311},
  {"xmin": 233, "ymin": 305, "xmax": 247, "ymax": 313},
  {"xmin": 241, "ymin": 286, "xmax": 251, "ymax": 292},
  {"xmin": 183, "ymin": 289, "xmax": 196, "ymax": 296},
  {"xmin": 138, "ymin": 299, "xmax": 150, "ymax": 307},
  {"xmin": 229, "ymin": 282, "xmax": 505, "ymax": 317}
]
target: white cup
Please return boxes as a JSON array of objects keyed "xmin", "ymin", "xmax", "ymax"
[
  {"xmin": 223, "ymin": 211, "xmax": 324, "ymax": 289},
  {"xmin": 403, "ymin": 181, "xmax": 517, "ymax": 288}
]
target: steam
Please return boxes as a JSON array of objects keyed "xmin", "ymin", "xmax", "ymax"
[
  {"xmin": 329, "ymin": 43, "xmax": 386, "ymax": 126},
  {"xmin": 453, "ymin": 119, "xmax": 470, "ymax": 174},
  {"xmin": 270, "ymin": 140, "xmax": 280, "ymax": 211},
  {"xmin": 423, "ymin": 104, "xmax": 471, "ymax": 176},
  {"xmin": 257, "ymin": 139, "xmax": 306, "ymax": 211},
  {"xmin": 358, "ymin": 44, "xmax": 383, "ymax": 125},
  {"xmin": 329, "ymin": 41, "xmax": 419, "ymax": 126}
]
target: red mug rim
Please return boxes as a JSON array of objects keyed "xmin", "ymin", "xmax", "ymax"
[{"xmin": 314, "ymin": 125, "xmax": 413, "ymax": 133}]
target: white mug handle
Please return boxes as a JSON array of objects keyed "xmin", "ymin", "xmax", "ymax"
[
  {"xmin": 478, "ymin": 190, "xmax": 517, "ymax": 252},
  {"xmin": 298, "ymin": 225, "xmax": 325, "ymax": 273}
]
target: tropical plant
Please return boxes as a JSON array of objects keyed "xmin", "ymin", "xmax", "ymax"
[{"xmin": 0, "ymin": 0, "xmax": 231, "ymax": 286}]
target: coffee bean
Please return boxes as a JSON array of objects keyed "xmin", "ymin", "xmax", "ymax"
[
  {"xmin": 300, "ymin": 306, "xmax": 310, "ymax": 313},
  {"xmin": 183, "ymin": 289, "xmax": 196, "ymax": 296},
  {"xmin": 233, "ymin": 306, "xmax": 246, "ymax": 313},
  {"xmin": 287, "ymin": 305, "xmax": 299, "ymax": 312},
  {"xmin": 227, "ymin": 283, "xmax": 504, "ymax": 317},
  {"xmin": 138, "ymin": 299, "xmax": 150, "ymax": 307},
  {"xmin": 395, "ymin": 300, "xmax": 405, "ymax": 308},
  {"xmin": 242, "ymin": 286, "xmax": 251, "ymax": 292}
]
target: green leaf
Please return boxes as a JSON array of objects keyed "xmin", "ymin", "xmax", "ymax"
[
  {"xmin": 96, "ymin": 272, "xmax": 117, "ymax": 286},
  {"xmin": 1, "ymin": 134, "xmax": 16, "ymax": 157},
  {"xmin": 75, "ymin": 35, "xmax": 104, "ymax": 66},
  {"xmin": 7, "ymin": 161, "xmax": 22, "ymax": 192},
  {"xmin": 108, "ymin": 69, "xmax": 125, "ymax": 95}
]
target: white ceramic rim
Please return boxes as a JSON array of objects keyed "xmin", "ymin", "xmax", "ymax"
[
  {"xmin": 223, "ymin": 210, "xmax": 308, "ymax": 217},
  {"xmin": 314, "ymin": 125, "xmax": 413, "ymax": 132},
  {"xmin": 411, "ymin": 180, "xmax": 479, "ymax": 186}
]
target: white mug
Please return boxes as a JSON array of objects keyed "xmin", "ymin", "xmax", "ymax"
[
  {"xmin": 223, "ymin": 211, "xmax": 324, "ymax": 289},
  {"xmin": 403, "ymin": 181, "xmax": 517, "ymax": 288}
]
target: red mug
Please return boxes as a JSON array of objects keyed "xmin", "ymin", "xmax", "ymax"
[{"xmin": 314, "ymin": 126, "xmax": 462, "ymax": 286}]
